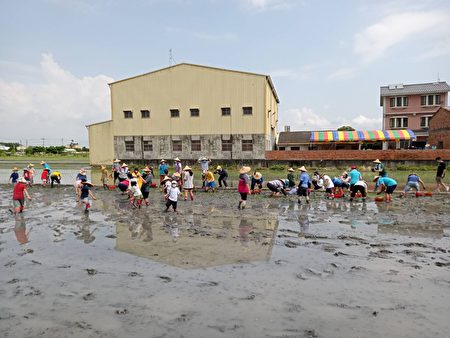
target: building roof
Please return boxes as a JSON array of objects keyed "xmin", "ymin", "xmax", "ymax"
[
  {"xmin": 380, "ymin": 81, "xmax": 450, "ymax": 97},
  {"xmin": 278, "ymin": 131, "xmax": 311, "ymax": 145},
  {"xmin": 109, "ymin": 63, "xmax": 280, "ymax": 103}
]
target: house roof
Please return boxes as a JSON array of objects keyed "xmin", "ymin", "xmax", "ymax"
[
  {"xmin": 278, "ymin": 131, "xmax": 311, "ymax": 145},
  {"xmin": 109, "ymin": 63, "xmax": 280, "ymax": 103},
  {"xmin": 380, "ymin": 81, "xmax": 450, "ymax": 97}
]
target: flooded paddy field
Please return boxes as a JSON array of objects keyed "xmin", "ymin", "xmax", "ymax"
[{"xmin": 0, "ymin": 185, "xmax": 449, "ymax": 338}]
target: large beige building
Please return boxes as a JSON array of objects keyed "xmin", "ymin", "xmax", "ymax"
[{"xmin": 87, "ymin": 63, "xmax": 279, "ymax": 165}]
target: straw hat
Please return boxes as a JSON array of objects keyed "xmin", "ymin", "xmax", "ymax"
[
  {"xmin": 200, "ymin": 156, "xmax": 208, "ymax": 161},
  {"xmin": 12, "ymin": 167, "xmax": 19, "ymax": 171},
  {"xmin": 81, "ymin": 181, "xmax": 94, "ymax": 187},
  {"xmin": 160, "ymin": 159, "xmax": 166, "ymax": 163},
  {"xmin": 40, "ymin": 161, "xmax": 46, "ymax": 165},
  {"xmin": 142, "ymin": 166, "xmax": 151, "ymax": 172},
  {"xmin": 239, "ymin": 166, "xmax": 251, "ymax": 174},
  {"xmin": 79, "ymin": 168, "xmax": 86, "ymax": 174},
  {"xmin": 161, "ymin": 175, "xmax": 171, "ymax": 183},
  {"xmin": 174, "ymin": 157, "xmax": 180, "ymax": 162},
  {"xmin": 216, "ymin": 165, "xmax": 222, "ymax": 170},
  {"xmin": 373, "ymin": 176, "xmax": 380, "ymax": 182},
  {"xmin": 28, "ymin": 163, "xmax": 34, "ymax": 167},
  {"xmin": 298, "ymin": 166, "xmax": 307, "ymax": 172},
  {"xmin": 18, "ymin": 177, "xmax": 27, "ymax": 183},
  {"xmin": 113, "ymin": 159, "xmax": 121, "ymax": 162},
  {"xmin": 288, "ymin": 168, "xmax": 294, "ymax": 172},
  {"xmin": 253, "ymin": 172, "xmax": 262, "ymax": 180},
  {"xmin": 183, "ymin": 165, "xmax": 192, "ymax": 171},
  {"xmin": 173, "ymin": 172, "xmax": 181, "ymax": 178},
  {"xmin": 373, "ymin": 159, "xmax": 381, "ymax": 164},
  {"xmin": 101, "ymin": 165, "xmax": 106, "ymax": 170},
  {"xmin": 121, "ymin": 163, "xmax": 128, "ymax": 167}
]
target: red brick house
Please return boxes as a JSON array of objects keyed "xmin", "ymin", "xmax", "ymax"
[
  {"xmin": 428, "ymin": 107, "xmax": 450, "ymax": 149},
  {"xmin": 380, "ymin": 82, "xmax": 450, "ymax": 147}
]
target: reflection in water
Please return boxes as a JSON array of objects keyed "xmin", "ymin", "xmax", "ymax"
[
  {"xmin": 14, "ymin": 215, "xmax": 31, "ymax": 245},
  {"xmin": 115, "ymin": 213, "xmax": 278, "ymax": 269},
  {"xmin": 297, "ymin": 212, "xmax": 309, "ymax": 237},
  {"xmin": 76, "ymin": 212, "xmax": 97, "ymax": 244}
]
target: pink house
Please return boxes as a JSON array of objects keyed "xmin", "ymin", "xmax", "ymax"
[{"xmin": 380, "ymin": 82, "xmax": 450, "ymax": 147}]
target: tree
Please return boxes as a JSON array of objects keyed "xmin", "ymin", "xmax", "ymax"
[{"xmin": 337, "ymin": 126, "xmax": 355, "ymax": 131}]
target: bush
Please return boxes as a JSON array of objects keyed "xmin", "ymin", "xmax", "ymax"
[{"xmin": 269, "ymin": 164, "xmax": 285, "ymax": 171}]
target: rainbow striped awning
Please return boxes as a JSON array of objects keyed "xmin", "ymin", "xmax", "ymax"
[{"xmin": 310, "ymin": 129, "xmax": 415, "ymax": 142}]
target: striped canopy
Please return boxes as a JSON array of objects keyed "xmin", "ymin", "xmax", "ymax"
[{"xmin": 310, "ymin": 129, "xmax": 415, "ymax": 142}]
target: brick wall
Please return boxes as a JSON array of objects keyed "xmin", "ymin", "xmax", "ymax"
[
  {"xmin": 428, "ymin": 107, "xmax": 450, "ymax": 149},
  {"xmin": 265, "ymin": 149, "xmax": 450, "ymax": 161}
]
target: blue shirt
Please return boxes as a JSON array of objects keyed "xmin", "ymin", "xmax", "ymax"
[
  {"xmin": 299, "ymin": 172, "xmax": 311, "ymax": 188},
  {"xmin": 378, "ymin": 177, "xmax": 397, "ymax": 187},
  {"xmin": 407, "ymin": 174, "xmax": 419, "ymax": 183},
  {"xmin": 10, "ymin": 172, "xmax": 19, "ymax": 183},
  {"xmin": 349, "ymin": 169, "xmax": 361, "ymax": 185},
  {"xmin": 159, "ymin": 163, "xmax": 168, "ymax": 176}
]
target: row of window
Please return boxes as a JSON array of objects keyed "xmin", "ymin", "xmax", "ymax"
[
  {"xmin": 388, "ymin": 116, "xmax": 431, "ymax": 128},
  {"xmin": 123, "ymin": 106, "xmax": 252, "ymax": 119},
  {"xmin": 124, "ymin": 139, "xmax": 253, "ymax": 152},
  {"xmin": 389, "ymin": 95, "xmax": 441, "ymax": 108}
]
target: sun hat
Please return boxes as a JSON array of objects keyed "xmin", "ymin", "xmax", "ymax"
[
  {"xmin": 298, "ymin": 166, "xmax": 307, "ymax": 172},
  {"xmin": 18, "ymin": 177, "xmax": 27, "ymax": 183},
  {"xmin": 12, "ymin": 167, "xmax": 19, "ymax": 171},
  {"xmin": 183, "ymin": 165, "xmax": 192, "ymax": 171},
  {"xmin": 160, "ymin": 159, "xmax": 166, "ymax": 163},
  {"xmin": 161, "ymin": 175, "xmax": 171, "ymax": 182},
  {"xmin": 143, "ymin": 166, "xmax": 151, "ymax": 172},
  {"xmin": 200, "ymin": 156, "xmax": 208, "ymax": 161},
  {"xmin": 28, "ymin": 163, "xmax": 34, "ymax": 167},
  {"xmin": 81, "ymin": 181, "xmax": 94, "ymax": 187},
  {"xmin": 253, "ymin": 172, "xmax": 262, "ymax": 179},
  {"xmin": 239, "ymin": 166, "xmax": 251, "ymax": 174},
  {"xmin": 101, "ymin": 165, "xmax": 106, "ymax": 170},
  {"xmin": 113, "ymin": 159, "xmax": 121, "ymax": 162},
  {"xmin": 373, "ymin": 159, "xmax": 381, "ymax": 164},
  {"xmin": 173, "ymin": 172, "xmax": 181, "ymax": 178},
  {"xmin": 288, "ymin": 168, "xmax": 294, "ymax": 172},
  {"xmin": 121, "ymin": 163, "xmax": 128, "ymax": 167},
  {"xmin": 216, "ymin": 165, "xmax": 222, "ymax": 170},
  {"xmin": 373, "ymin": 176, "xmax": 380, "ymax": 182},
  {"xmin": 174, "ymin": 157, "xmax": 180, "ymax": 162},
  {"xmin": 40, "ymin": 161, "xmax": 46, "ymax": 165}
]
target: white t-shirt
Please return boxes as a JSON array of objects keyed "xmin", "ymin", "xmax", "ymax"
[
  {"xmin": 167, "ymin": 186, "xmax": 180, "ymax": 202},
  {"xmin": 322, "ymin": 175, "xmax": 334, "ymax": 189},
  {"xmin": 354, "ymin": 180, "xmax": 367, "ymax": 189},
  {"xmin": 130, "ymin": 185, "xmax": 142, "ymax": 197},
  {"xmin": 183, "ymin": 171, "xmax": 194, "ymax": 189}
]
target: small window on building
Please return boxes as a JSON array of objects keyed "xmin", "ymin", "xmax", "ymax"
[
  {"xmin": 124, "ymin": 110, "xmax": 133, "ymax": 119},
  {"xmin": 191, "ymin": 140, "xmax": 201, "ymax": 151},
  {"xmin": 278, "ymin": 147, "xmax": 285, "ymax": 150},
  {"xmin": 290, "ymin": 147, "xmax": 300, "ymax": 151},
  {"xmin": 242, "ymin": 139, "xmax": 253, "ymax": 151},
  {"xmin": 221, "ymin": 107, "xmax": 231, "ymax": 116},
  {"xmin": 243, "ymin": 106, "xmax": 253, "ymax": 115},
  {"xmin": 421, "ymin": 95, "xmax": 441, "ymax": 106},
  {"xmin": 170, "ymin": 109, "xmax": 180, "ymax": 118},
  {"xmin": 172, "ymin": 140, "xmax": 182, "ymax": 152},
  {"xmin": 143, "ymin": 140, "xmax": 153, "ymax": 151},
  {"xmin": 222, "ymin": 139, "xmax": 232, "ymax": 151},
  {"xmin": 141, "ymin": 110, "xmax": 150, "ymax": 118},
  {"xmin": 389, "ymin": 117, "xmax": 408, "ymax": 128},
  {"xmin": 190, "ymin": 108, "xmax": 199, "ymax": 117},
  {"xmin": 420, "ymin": 116, "xmax": 431, "ymax": 128},
  {"xmin": 125, "ymin": 140, "xmax": 134, "ymax": 152},
  {"xmin": 390, "ymin": 97, "xmax": 408, "ymax": 107}
]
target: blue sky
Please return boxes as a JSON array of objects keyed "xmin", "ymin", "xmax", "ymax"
[{"xmin": 1, "ymin": 0, "xmax": 450, "ymax": 146}]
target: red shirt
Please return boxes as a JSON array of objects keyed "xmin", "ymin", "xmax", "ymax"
[{"xmin": 13, "ymin": 182, "xmax": 27, "ymax": 200}]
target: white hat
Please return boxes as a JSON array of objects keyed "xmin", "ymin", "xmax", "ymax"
[
  {"xmin": 298, "ymin": 166, "xmax": 307, "ymax": 172},
  {"xmin": 17, "ymin": 177, "xmax": 27, "ymax": 183},
  {"xmin": 183, "ymin": 165, "xmax": 192, "ymax": 171},
  {"xmin": 288, "ymin": 168, "xmax": 294, "ymax": 172},
  {"xmin": 174, "ymin": 157, "xmax": 180, "ymax": 161},
  {"xmin": 373, "ymin": 159, "xmax": 381, "ymax": 164},
  {"xmin": 239, "ymin": 166, "xmax": 251, "ymax": 174},
  {"xmin": 113, "ymin": 159, "xmax": 121, "ymax": 162}
]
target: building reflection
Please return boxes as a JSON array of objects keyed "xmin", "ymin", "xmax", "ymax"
[{"xmin": 115, "ymin": 213, "xmax": 279, "ymax": 269}]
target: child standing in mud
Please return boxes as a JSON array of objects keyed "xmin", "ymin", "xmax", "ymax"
[
  {"xmin": 238, "ymin": 166, "xmax": 251, "ymax": 210},
  {"xmin": 9, "ymin": 167, "xmax": 19, "ymax": 184},
  {"xmin": 128, "ymin": 178, "xmax": 144, "ymax": 208},
  {"xmin": 78, "ymin": 181, "xmax": 97, "ymax": 211},
  {"xmin": 165, "ymin": 181, "xmax": 180, "ymax": 212},
  {"xmin": 10, "ymin": 177, "xmax": 31, "ymax": 214},
  {"xmin": 101, "ymin": 165, "xmax": 109, "ymax": 189},
  {"xmin": 182, "ymin": 166, "xmax": 194, "ymax": 201}
]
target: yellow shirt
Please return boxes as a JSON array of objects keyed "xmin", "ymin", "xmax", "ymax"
[{"xmin": 205, "ymin": 171, "xmax": 215, "ymax": 182}]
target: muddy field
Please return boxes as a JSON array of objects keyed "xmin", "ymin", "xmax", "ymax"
[{"xmin": 0, "ymin": 184, "xmax": 449, "ymax": 338}]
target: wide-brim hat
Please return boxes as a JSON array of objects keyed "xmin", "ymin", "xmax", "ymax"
[
  {"xmin": 239, "ymin": 166, "xmax": 251, "ymax": 174},
  {"xmin": 173, "ymin": 172, "xmax": 181, "ymax": 178},
  {"xmin": 161, "ymin": 176, "xmax": 171, "ymax": 183},
  {"xmin": 298, "ymin": 166, "xmax": 307, "ymax": 172},
  {"xmin": 113, "ymin": 159, "xmax": 121, "ymax": 162},
  {"xmin": 288, "ymin": 168, "xmax": 294, "ymax": 172},
  {"xmin": 253, "ymin": 172, "xmax": 262, "ymax": 180},
  {"xmin": 142, "ymin": 166, "xmax": 151, "ymax": 172},
  {"xmin": 373, "ymin": 159, "xmax": 381, "ymax": 164},
  {"xmin": 12, "ymin": 167, "xmax": 19, "ymax": 171},
  {"xmin": 17, "ymin": 177, "xmax": 27, "ymax": 183},
  {"xmin": 160, "ymin": 159, "xmax": 166, "ymax": 163},
  {"xmin": 174, "ymin": 157, "xmax": 180, "ymax": 162},
  {"xmin": 28, "ymin": 163, "xmax": 34, "ymax": 167},
  {"xmin": 101, "ymin": 165, "xmax": 106, "ymax": 170},
  {"xmin": 40, "ymin": 161, "xmax": 46, "ymax": 165},
  {"xmin": 373, "ymin": 176, "xmax": 380, "ymax": 182},
  {"xmin": 121, "ymin": 163, "xmax": 128, "ymax": 167},
  {"xmin": 200, "ymin": 157, "xmax": 208, "ymax": 161},
  {"xmin": 81, "ymin": 181, "xmax": 94, "ymax": 187},
  {"xmin": 216, "ymin": 165, "xmax": 222, "ymax": 170},
  {"xmin": 183, "ymin": 165, "xmax": 192, "ymax": 171}
]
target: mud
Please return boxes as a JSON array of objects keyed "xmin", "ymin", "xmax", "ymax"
[{"xmin": 0, "ymin": 184, "xmax": 450, "ymax": 338}]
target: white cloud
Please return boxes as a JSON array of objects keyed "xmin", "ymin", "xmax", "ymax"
[
  {"xmin": 354, "ymin": 11, "xmax": 448, "ymax": 63},
  {"xmin": 0, "ymin": 53, "xmax": 113, "ymax": 145},
  {"xmin": 281, "ymin": 107, "xmax": 333, "ymax": 130},
  {"xmin": 347, "ymin": 115, "xmax": 382, "ymax": 130},
  {"xmin": 245, "ymin": 0, "xmax": 293, "ymax": 10}
]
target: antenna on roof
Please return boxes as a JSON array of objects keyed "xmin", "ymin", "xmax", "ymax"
[
  {"xmin": 169, "ymin": 49, "xmax": 176, "ymax": 66},
  {"xmin": 437, "ymin": 72, "xmax": 440, "ymax": 82}
]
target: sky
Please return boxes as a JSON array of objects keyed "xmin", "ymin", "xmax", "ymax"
[{"xmin": 1, "ymin": 0, "xmax": 450, "ymax": 147}]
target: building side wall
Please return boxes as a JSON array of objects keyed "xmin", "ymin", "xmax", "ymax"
[
  {"xmin": 115, "ymin": 134, "xmax": 267, "ymax": 161},
  {"xmin": 428, "ymin": 109, "xmax": 450, "ymax": 149},
  {"xmin": 110, "ymin": 65, "xmax": 270, "ymax": 137},
  {"xmin": 265, "ymin": 81, "xmax": 278, "ymax": 150},
  {"xmin": 88, "ymin": 121, "xmax": 114, "ymax": 165}
]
